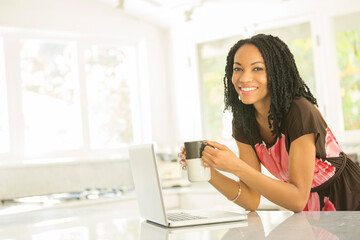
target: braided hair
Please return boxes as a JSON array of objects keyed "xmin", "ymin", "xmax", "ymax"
[{"xmin": 223, "ymin": 33, "xmax": 317, "ymax": 139}]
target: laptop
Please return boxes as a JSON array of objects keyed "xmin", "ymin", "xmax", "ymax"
[{"xmin": 128, "ymin": 144, "xmax": 248, "ymax": 227}]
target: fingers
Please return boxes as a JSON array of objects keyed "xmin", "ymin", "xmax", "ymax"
[
  {"xmin": 179, "ymin": 158, "xmax": 187, "ymax": 170},
  {"xmin": 202, "ymin": 161, "xmax": 211, "ymax": 168},
  {"xmin": 180, "ymin": 160, "xmax": 187, "ymax": 170},
  {"xmin": 201, "ymin": 151, "xmax": 215, "ymax": 168},
  {"xmin": 203, "ymin": 143, "xmax": 219, "ymax": 157},
  {"xmin": 177, "ymin": 147, "xmax": 187, "ymax": 169},
  {"xmin": 177, "ymin": 152, "xmax": 185, "ymax": 160},
  {"xmin": 177, "ymin": 147, "xmax": 185, "ymax": 159},
  {"xmin": 202, "ymin": 141, "xmax": 226, "ymax": 168},
  {"xmin": 206, "ymin": 140, "xmax": 226, "ymax": 150}
]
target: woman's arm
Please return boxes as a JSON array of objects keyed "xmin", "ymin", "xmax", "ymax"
[
  {"xmin": 208, "ymin": 140, "xmax": 261, "ymax": 211},
  {"xmin": 202, "ymin": 133, "xmax": 315, "ymax": 212}
]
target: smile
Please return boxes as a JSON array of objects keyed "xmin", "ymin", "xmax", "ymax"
[
  {"xmin": 241, "ymin": 87, "xmax": 257, "ymax": 92},
  {"xmin": 239, "ymin": 86, "xmax": 258, "ymax": 95}
]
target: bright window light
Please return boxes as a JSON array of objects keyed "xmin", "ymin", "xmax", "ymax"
[
  {"xmin": 20, "ymin": 39, "xmax": 82, "ymax": 154},
  {"xmin": 84, "ymin": 44, "xmax": 137, "ymax": 148}
]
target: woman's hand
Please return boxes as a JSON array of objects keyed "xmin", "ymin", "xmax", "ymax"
[
  {"xmin": 201, "ymin": 140, "xmax": 242, "ymax": 174},
  {"xmin": 178, "ymin": 146, "xmax": 187, "ymax": 170}
]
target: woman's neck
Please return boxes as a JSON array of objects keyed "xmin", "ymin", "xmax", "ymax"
[
  {"xmin": 254, "ymin": 98, "xmax": 274, "ymax": 136},
  {"xmin": 254, "ymin": 100, "xmax": 271, "ymax": 123}
]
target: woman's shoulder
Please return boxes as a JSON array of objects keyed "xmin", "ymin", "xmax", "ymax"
[
  {"xmin": 285, "ymin": 97, "xmax": 321, "ymax": 120},
  {"xmin": 282, "ymin": 97, "xmax": 327, "ymax": 134},
  {"xmin": 232, "ymin": 118, "xmax": 261, "ymax": 146},
  {"xmin": 290, "ymin": 97, "xmax": 317, "ymax": 111}
]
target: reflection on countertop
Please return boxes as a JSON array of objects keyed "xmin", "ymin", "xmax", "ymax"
[
  {"xmin": 0, "ymin": 202, "xmax": 359, "ymax": 240},
  {"xmin": 0, "ymin": 186, "xmax": 134, "ymax": 216}
]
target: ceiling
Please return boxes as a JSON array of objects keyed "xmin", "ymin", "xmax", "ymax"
[{"xmin": 98, "ymin": 0, "xmax": 291, "ymax": 28}]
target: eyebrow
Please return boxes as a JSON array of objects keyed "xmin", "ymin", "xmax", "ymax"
[{"xmin": 234, "ymin": 61, "xmax": 264, "ymax": 65}]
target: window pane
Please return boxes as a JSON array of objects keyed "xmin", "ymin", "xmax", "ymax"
[
  {"xmin": 20, "ymin": 40, "xmax": 82, "ymax": 154},
  {"xmin": 333, "ymin": 12, "xmax": 360, "ymax": 131},
  {"xmin": 0, "ymin": 38, "xmax": 9, "ymax": 153},
  {"xmin": 258, "ymin": 23, "xmax": 316, "ymax": 94},
  {"xmin": 84, "ymin": 45, "xmax": 136, "ymax": 148},
  {"xmin": 197, "ymin": 36, "xmax": 240, "ymax": 140}
]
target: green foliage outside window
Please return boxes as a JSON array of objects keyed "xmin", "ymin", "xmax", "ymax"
[
  {"xmin": 288, "ymin": 38, "xmax": 316, "ymax": 93},
  {"xmin": 197, "ymin": 37, "xmax": 237, "ymax": 140},
  {"xmin": 335, "ymin": 30, "xmax": 360, "ymax": 130},
  {"xmin": 199, "ymin": 57, "xmax": 225, "ymax": 139}
]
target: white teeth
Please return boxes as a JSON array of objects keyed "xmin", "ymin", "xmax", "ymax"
[{"xmin": 241, "ymin": 87, "xmax": 257, "ymax": 91}]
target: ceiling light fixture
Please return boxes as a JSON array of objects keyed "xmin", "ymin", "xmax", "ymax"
[{"xmin": 117, "ymin": 0, "xmax": 125, "ymax": 9}]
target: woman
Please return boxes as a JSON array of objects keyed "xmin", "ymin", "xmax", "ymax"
[{"xmin": 179, "ymin": 34, "xmax": 360, "ymax": 212}]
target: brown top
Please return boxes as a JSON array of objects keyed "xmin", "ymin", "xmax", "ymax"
[
  {"xmin": 232, "ymin": 97, "xmax": 342, "ymax": 159},
  {"xmin": 232, "ymin": 97, "xmax": 342, "ymax": 189}
]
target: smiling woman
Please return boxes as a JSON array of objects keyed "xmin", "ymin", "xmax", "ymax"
[{"xmin": 180, "ymin": 34, "xmax": 360, "ymax": 212}]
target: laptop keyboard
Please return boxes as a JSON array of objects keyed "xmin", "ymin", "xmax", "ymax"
[{"xmin": 167, "ymin": 212, "xmax": 208, "ymax": 222}]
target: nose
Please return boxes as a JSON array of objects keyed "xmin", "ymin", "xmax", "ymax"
[{"xmin": 239, "ymin": 70, "xmax": 252, "ymax": 83}]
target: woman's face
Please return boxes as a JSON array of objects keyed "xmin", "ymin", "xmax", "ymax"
[{"xmin": 232, "ymin": 44, "xmax": 271, "ymax": 109}]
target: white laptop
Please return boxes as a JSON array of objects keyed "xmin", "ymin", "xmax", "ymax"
[{"xmin": 128, "ymin": 144, "xmax": 247, "ymax": 227}]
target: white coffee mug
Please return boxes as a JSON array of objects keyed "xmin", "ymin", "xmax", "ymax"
[
  {"xmin": 184, "ymin": 140, "xmax": 212, "ymax": 182},
  {"xmin": 186, "ymin": 158, "xmax": 211, "ymax": 182}
]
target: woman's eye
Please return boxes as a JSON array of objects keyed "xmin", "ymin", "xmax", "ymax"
[
  {"xmin": 233, "ymin": 67, "xmax": 243, "ymax": 72},
  {"xmin": 253, "ymin": 67, "xmax": 263, "ymax": 71}
]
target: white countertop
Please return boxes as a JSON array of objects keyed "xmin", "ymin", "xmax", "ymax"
[
  {"xmin": 0, "ymin": 199, "xmax": 359, "ymax": 239},
  {"xmin": 0, "ymin": 182, "xmax": 281, "ymax": 217}
]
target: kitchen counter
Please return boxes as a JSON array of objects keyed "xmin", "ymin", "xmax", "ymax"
[
  {"xmin": 0, "ymin": 200, "xmax": 359, "ymax": 239},
  {"xmin": 0, "ymin": 182, "xmax": 281, "ymax": 217}
]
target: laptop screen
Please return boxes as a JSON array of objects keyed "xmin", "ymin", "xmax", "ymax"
[{"xmin": 128, "ymin": 144, "xmax": 168, "ymax": 225}]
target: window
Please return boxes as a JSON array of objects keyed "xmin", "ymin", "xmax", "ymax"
[
  {"xmin": 333, "ymin": 12, "xmax": 360, "ymax": 131},
  {"xmin": 257, "ymin": 22, "xmax": 316, "ymax": 94},
  {"xmin": 0, "ymin": 30, "xmax": 143, "ymax": 161},
  {"xmin": 20, "ymin": 39, "xmax": 82, "ymax": 154},
  {"xmin": 197, "ymin": 36, "xmax": 241, "ymax": 140},
  {"xmin": 84, "ymin": 45, "xmax": 137, "ymax": 149}
]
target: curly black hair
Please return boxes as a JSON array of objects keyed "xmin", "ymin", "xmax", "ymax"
[{"xmin": 223, "ymin": 33, "xmax": 317, "ymax": 139}]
